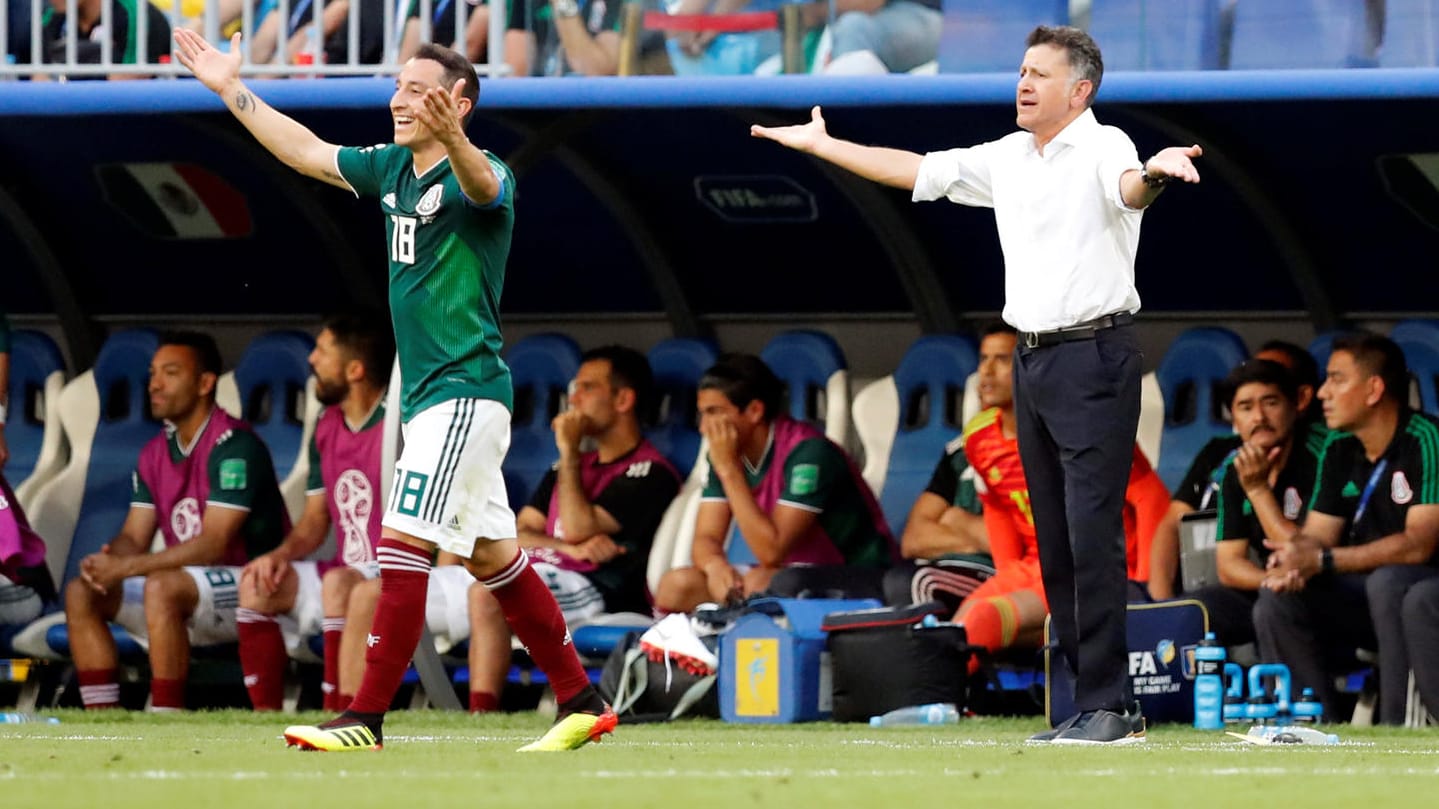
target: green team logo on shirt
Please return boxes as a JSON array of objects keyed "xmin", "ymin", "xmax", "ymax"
[
  {"xmin": 790, "ymin": 464, "xmax": 819, "ymax": 496},
  {"xmin": 1341, "ymin": 480, "xmax": 1361, "ymax": 498},
  {"xmin": 220, "ymin": 459, "xmax": 248, "ymax": 491}
]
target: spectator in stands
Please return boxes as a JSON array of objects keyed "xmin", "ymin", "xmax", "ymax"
[
  {"xmin": 1257, "ymin": 332, "xmax": 1439, "ymax": 722},
  {"xmin": 35, "ymin": 0, "xmax": 172, "ymax": 77},
  {"xmin": 64, "ymin": 331, "xmax": 289, "ymax": 710},
  {"xmin": 753, "ymin": 24, "xmax": 1202, "ymax": 744},
  {"xmin": 397, "ymin": 0, "xmax": 535, "ymax": 77},
  {"xmin": 250, "ymin": 0, "xmax": 386, "ymax": 67},
  {"xmin": 802, "ymin": 0, "xmax": 940, "ymax": 75},
  {"xmin": 1187, "ymin": 359, "xmax": 1322, "ymax": 650},
  {"xmin": 234, "ymin": 313, "xmax": 393, "ymax": 712},
  {"xmin": 465, "ymin": 346, "xmax": 680, "ymax": 712},
  {"xmin": 534, "ymin": 0, "xmax": 671, "ymax": 75},
  {"xmin": 6, "ymin": 1, "xmax": 32, "ymax": 66},
  {"xmin": 1147, "ymin": 340, "xmax": 1323, "ymax": 600},
  {"xmin": 151, "ymin": 0, "xmax": 249, "ymax": 37},
  {"xmin": 665, "ymin": 0, "xmax": 781, "ymax": 76},
  {"xmin": 653, "ymin": 353, "xmax": 895, "ymax": 613}
]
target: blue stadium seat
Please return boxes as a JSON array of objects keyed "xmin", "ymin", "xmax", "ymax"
[
  {"xmin": 852, "ymin": 335, "xmax": 978, "ymax": 537},
  {"xmin": 1379, "ymin": 0, "xmax": 1439, "ymax": 67},
  {"xmin": 1230, "ymin": 0, "xmax": 1377, "ymax": 69},
  {"xmin": 4, "ymin": 330, "xmax": 66, "ymax": 489},
  {"xmin": 502, "ymin": 333, "xmax": 582, "ymax": 511},
  {"xmin": 1154, "ymin": 327, "xmax": 1248, "ymax": 491},
  {"xmin": 1391, "ymin": 319, "xmax": 1439, "ymax": 414},
  {"xmin": 759, "ymin": 329, "xmax": 849, "ymax": 444},
  {"xmin": 1309, "ymin": 329, "xmax": 1344, "ymax": 377},
  {"xmin": 231, "ymin": 330, "xmax": 314, "ymax": 481},
  {"xmin": 60, "ymin": 329, "xmax": 162, "ymax": 586},
  {"xmin": 1087, "ymin": 0, "xmax": 1223, "ymax": 71},
  {"xmin": 938, "ymin": 0, "xmax": 1069, "ymax": 73},
  {"xmin": 645, "ymin": 337, "xmax": 719, "ymax": 479}
]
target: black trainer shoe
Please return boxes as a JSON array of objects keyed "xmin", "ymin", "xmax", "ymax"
[
  {"xmin": 1027, "ymin": 711, "xmax": 1082, "ymax": 743},
  {"xmin": 1051, "ymin": 706, "xmax": 1146, "ymax": 746}
]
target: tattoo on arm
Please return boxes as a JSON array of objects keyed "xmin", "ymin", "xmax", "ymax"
[{"xmin": 233, "ymin": 91, "xmax": 254, "ymax": 113}]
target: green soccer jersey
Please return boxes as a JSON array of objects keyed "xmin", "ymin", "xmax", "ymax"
[{"xmin": 336, "ymin": 144, "xmax": 516, "ymax": 420}]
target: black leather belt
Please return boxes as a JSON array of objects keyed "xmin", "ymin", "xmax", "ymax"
[{"xmin": 1019, "ymin": 312, "xmax": 1134, "ymax": 349}]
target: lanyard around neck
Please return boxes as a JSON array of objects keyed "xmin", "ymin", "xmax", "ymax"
[{"xmin": 1350, "ymin": 459, "xmax": 1389, "ymax": 539}]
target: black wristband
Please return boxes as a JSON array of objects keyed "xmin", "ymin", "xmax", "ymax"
[
  {"xmin": 1142, "ymin": 161, "xmax": 1169, "ymax": 188},
  {"xmin": 1320, "ymin": 547, "xmax": 1335, "ymax": 576}
]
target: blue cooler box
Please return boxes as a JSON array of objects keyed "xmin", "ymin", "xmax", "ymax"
[{"xmin": 720, "ymin": 598, "xmax": 880, "ymax": 723}]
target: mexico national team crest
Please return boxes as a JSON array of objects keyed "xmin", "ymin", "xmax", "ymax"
[
  {"xmin": 1392, "ymin": 471, "xmax": 1414, "ymax": 505},
  {"xmin": 416, "ymin": 184, "xmax": 444, "ymax": 216}
]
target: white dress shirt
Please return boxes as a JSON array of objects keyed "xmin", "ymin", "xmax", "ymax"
[{"xmin": 912, "ymin": 109, "xmax": 1146, "ymax": 333}]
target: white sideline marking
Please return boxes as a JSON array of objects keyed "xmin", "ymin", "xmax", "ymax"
[{"xmin": 9, "ymin": 764, "xmax": 1439, "ymax": 782}]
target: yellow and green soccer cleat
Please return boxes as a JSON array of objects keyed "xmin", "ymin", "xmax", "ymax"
[
  {"xmin": 284, "ymin": 719, "xmax": 382, "ymax": 752},
  {"xmin": 516, "ymin": 708, "xmax": 618, "ymax": 752}
]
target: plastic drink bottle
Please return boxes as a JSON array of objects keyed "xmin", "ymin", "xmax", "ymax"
[
  {"xmin": 869, "ymin": 703, "xmax": 960, "ymax": 727},
  {"xmin": 1193, "ymin": 631, "xmax": 1226, "ymax": 729}
]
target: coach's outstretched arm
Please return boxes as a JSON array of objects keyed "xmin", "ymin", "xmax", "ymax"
[
  {"xmin": 173, "ymin": 30, "xmax": 346, "ymax": 190},
  {"xmin": 751, "ymin": 106, "xmax": 922, "ymax": 191}
]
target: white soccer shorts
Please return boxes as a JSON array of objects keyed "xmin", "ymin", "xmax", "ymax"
[{"xmin": 382, "ymin": 398, "xmax": 517, "ymax": 558}]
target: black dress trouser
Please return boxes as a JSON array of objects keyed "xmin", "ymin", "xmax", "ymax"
[{"xmin": 1013, "ymin": 323, "xmax": 1142, "ymax": 715}]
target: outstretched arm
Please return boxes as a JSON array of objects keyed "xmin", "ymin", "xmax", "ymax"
[
  {"xmin": 173, "ymin": 30, "xmax": 346, "ymax": 190},
  {"xmin": 1121, "ymin": 144, "xmax": 1203, "ymax": 210},
  {"xmin": 751, "ymin": 106, "xmax": 923, "ymax": 190},
  {"xmin": 413, "ymin": 78, "xmax": 502, "ymax": 205}
]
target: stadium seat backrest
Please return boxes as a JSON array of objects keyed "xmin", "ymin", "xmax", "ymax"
[
  {"xmin": 503, "ymin": 333, "xmax": 582, "ymax": 511},
  {"xmin": 26, "ymin": 329, "xmax": 161, "ymax": 587},
  {"xmin": 852, "ymin": 335, "xmax": 977, "ymax": 538},
  {"xmin": 1087, "ymin": 0, "xmax": 1222, "ymax": 70},
  {"xmin": 1154, "ymin": 327, "xmax": 1248, "ymax": 491},
  {"xmin": 1379, "ymin": 0, "xmax": 1439, "ymax": 67},
  {"xmin": 645, "ymin": 337, "xmax": 719, "ymax": 480},
  {"xmin": 1309, "ymin": 330, "xmax": 1343, "ymax": 378},
  {"xmin": 232, "ymin": 331, "xmax": 319, "ymax": 524},
  {"xmin": 232, "ymin": 330, "xmax": 315, "ymax": 482},
  {"xmin": 760, "ymin": 329, "xmax": 850, "ymax": 446},
  {"xmin": 938, "ymin": 0, "xmax": 1069, "ymax": 73},
  {"xmin": 1230, "ymin": 0, "xmax": 1376, "ymax": 69},
  {"xmin": 6, "ymin": 329, "xmax": 68, "ymax": 501},
  {"xmin": 1391, "ymin": 319, "xmax": 1439, "ymax": 414},
  {"xmin": 1136, "ymin": 371, "xmax": 1165, "ymax": 469}
]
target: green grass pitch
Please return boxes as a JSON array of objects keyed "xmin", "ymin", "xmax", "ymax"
[{"xmin": 3, "ymin": 711, "xmax": 1438, "ymax": 808}]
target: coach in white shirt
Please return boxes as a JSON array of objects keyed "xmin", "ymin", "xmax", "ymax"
[{"xmin": 752, "ymin": 25, "xmax": 1202, "ymax": 745}]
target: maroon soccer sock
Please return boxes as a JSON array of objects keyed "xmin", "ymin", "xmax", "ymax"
[
  {"xmin": 150, "ymin": 678, "xmax": 186, "ymax": 710},
  {"xmin": 346, "ymin": 539, "xmax": 433, "ymax": 715},
  {"xmin": 78, "ymin": 668, "xmax": 120, "ymax": 709},
  {"xmin": 321, "ymin": 617, "xmax": 345, "ymax": 712},
  {"xmin": 482, "ymin": 550, "xmax": 591, "ymax": 706},
  {"xmin": 237, "ymin": 608, "xmax": 287, "ymax": 711},
  {"xmin": 469, "ymin": 691, "xmax": 500, "ymax": 713}
]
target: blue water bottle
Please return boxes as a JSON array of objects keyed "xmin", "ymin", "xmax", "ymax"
[{"xmin": 1193, "ymin": 631, "xmax": 1226, "ymax": 729}]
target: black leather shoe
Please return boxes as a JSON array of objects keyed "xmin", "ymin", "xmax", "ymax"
[
  {"xmin": 1027, "ymin": 711, "xmax": 1083, "ymax": 743},
  {"xmin": 1051, "ymin": 706, "xmax": 1146, "ymax": 745}
]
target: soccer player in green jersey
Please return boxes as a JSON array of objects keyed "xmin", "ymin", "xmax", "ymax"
[{"xmin": 173, "ymin": 29, "xmax": 615, "ymax": 753}]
